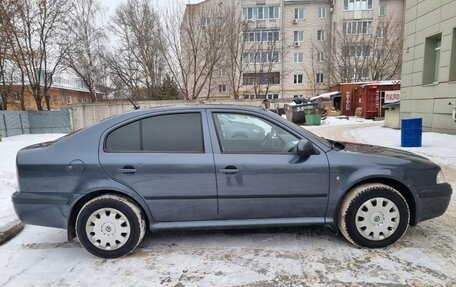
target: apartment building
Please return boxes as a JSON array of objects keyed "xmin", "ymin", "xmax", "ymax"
[
  {"xmin": 182, "ymin": 0, "xmax": 405, "ymax": 100},
  {"xmin": 400, "ymin": 0, "xmax": 456, "ymax": 134}
]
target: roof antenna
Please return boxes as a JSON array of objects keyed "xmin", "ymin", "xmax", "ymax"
[{"xmin": 127, "ymin": 97, "xmax": 140, "ymax": 110}]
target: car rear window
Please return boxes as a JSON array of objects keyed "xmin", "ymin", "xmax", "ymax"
[{"xmin": 105, "ymin": 113, "xmax": 204, "ymax": 153}]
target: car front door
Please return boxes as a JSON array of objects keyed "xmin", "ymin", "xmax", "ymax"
[
  {"xmin": 99, "ymin": 110, "xmax": 218, "ymax": 222},
  {"xmin": 208, "ymin": 110, "xmax": 330, "ymax": 220}
]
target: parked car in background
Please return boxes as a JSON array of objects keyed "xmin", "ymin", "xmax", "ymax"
[{"xmin": 12, "ymin": 106, "xmax": 452, "ymax": 258}]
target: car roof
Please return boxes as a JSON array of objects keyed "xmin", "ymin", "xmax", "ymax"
[{"xmin": 123, "ymin": 104, "xmax": 266, "ymax": 116}]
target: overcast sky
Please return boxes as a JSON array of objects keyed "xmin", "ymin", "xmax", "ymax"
[{"xmin": 100, "ymin": 0, "xmax": 201, "ymax": 19}]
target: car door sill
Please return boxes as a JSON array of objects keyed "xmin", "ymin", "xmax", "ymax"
[{"xmin": 150, "ymin": 217, "xmax": 326, "ymax": 231}]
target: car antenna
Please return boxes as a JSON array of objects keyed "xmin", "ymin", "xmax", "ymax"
[{"xmin": 127, "ymin": 97, "xmax": 140, "ymax": 110}]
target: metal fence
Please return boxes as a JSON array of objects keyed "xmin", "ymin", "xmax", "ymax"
[{"xmin": 0, "ymin": 108, "xmax": 71, "ymax": 137}]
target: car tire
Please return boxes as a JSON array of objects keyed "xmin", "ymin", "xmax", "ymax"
[
  {"xmin": 338, "ymin": 183, "xmax": 409, "ymax": 248},
  {"xmin": 76, "ymin": 194, "xmax": 146, "ymax": 258}
]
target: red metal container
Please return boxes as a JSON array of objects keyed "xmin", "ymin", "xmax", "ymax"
[
  {"xmin": 330, "ymin": 81, "xmax": 401, "ymax": 118},
  {"xmin": 330, "ymin": 83, "xmax": 363, "ymax": 116}
]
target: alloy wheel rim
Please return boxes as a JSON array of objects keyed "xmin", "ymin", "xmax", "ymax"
[
  {"xmin": 355, "ymin": 197, "xmax": 400, "ymax": 241},
  {"xmin": 85, "ymin": 208, "xmax": 131, "ymax": 251}
]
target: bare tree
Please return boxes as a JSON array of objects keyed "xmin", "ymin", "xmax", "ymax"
[
  {"xmin": 239, "ymin": 29, "xmax": 282, "ymax": 99},
  {"xmin": 64, "ymin": 0, "xmax": 107, "ymax": 103},
  {"xmin": 0, "ymin": 9, "xmax": 13, "ymax": 110},
  {"xmin": 2, "ymin": 0, "xmax": 70, "ymax": 110},
  {"xmin": 0, "ymin": 1, "xmax": 27, "ymax": 110},
  {"xmin": 161, "ymin": 0, "xmax": 227, "ymax": 100},
  {"xmin": 223, "ymin": 2, "xmax": 249, "ymax": 100},
  {"xmin": 105, "ymin": 0, "xmax": 164, "ymax": 101},
  {"xmin": 304, "ymin": 37, "xmax": 330, "ymax": 97},
  {"xmin": 327, "ymin": 17, "xmax": 403, "ymax": 84}
]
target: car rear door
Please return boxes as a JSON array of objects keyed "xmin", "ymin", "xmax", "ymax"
[
  {"xmin": 207, "ymin": 109, "xmax": 330, "ymax": 220},
  {"xmin": 99, "ymin": 110, "xmax": 218, "ymax": 222}
]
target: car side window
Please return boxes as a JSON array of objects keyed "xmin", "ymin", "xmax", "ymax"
[
  {"xmin": 213, "ymin": 113, "xmax": 299, "ymax": 153},
  {"xmin": 105, "ymin": 120, "xmax": 140, "ymax": 151},
  {"xmin": 106, "ymin": 113, "xmax": 204, "ymax": 153}
]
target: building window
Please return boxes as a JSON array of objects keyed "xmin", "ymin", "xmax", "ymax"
[
  {"xmin": 423, "ymin": 34, "xmax": 442, "ymax": 84},
  {"xmin": 242, "ymin": 6, "xmax": 280, "ymax": 20},
  {"xmin": 450, "ymin": 28, "xmax": 456, "ymax": 82},
  {"xmin": 294, "ymin": 74, "xmax": 303, "ymax": 84},
  {"xmin": 317, "ymin": 30, "xmax": 326, "ymax": 41},
  {"xmin": 243, "ymin": 29, "xmax": 280, "ymax": 42},
  {"xmin": 377, "ymin": 26, "xmax": 387, "ymax": 38},
  {"xmin": 242, "ymin": 51, "xmax": 280, "ymax": 64},
  {"xmin": 316, "ymin": 73, "xmax": 324, "ymax": 83},
  {"xmin": 243, "ymin": 72, "xmax": 280, "ymax": 85},
  {"xmin": 13, "ymin": 92, "xmax": 20, "ymax": 102},
  {"xmin": 376, "ymin": 49, "xmax": 385, "ymax": 60},
  {"xmin": 318, "ymin": 7, "xmax": 326, "ymax": 18},
  {"xmin": 294, "ymin": 52, "xmax": 304, "ymax": 63},
  {"xmin": 201, "ymin": 17, "xmax": 210, "ymax": 26},
  {"xmin": 317, "ymin": 51, "xmax": 325, "ymax": 62},
  {"xmin": 343, "ymin": 67, "xmax": 369, "ymax": 80},
  {"xmin": 342, "ymin": 45, "xmax": 371, "ymax": 57},
  {"xmin": 267, "ymin": 93, "xmax": 279, "ymax": 99},
  {"xmin": 293, "ymin": 94, "xmax": 303, "ymax": 98},
  {"xmin": 343, "ymin": 0, "xmax": 373, "ymax": 11},
  {"xmin": 379, "ymin": 4, "xmax": 387, "ymax": 16},
  {"xmin": 219, "ymin": 84, "xmax": 227, "ymax": 93},
  {"xmin": 294, "ymin": 31, "xmax": 304, "ymax": 42},
  {"xmin": 219, "ymin": 68, "xmax": 226, "ymax": 77},
  {"xmin": 294, "ymin": 8, "xmax": 304, "ymax": 20},
  {"xmin": 342, "ymin": 20, "xmax": 373, "ymax": 34}
]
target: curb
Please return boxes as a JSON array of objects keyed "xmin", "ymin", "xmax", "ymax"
[{"xmin": 0, "ymin": 220, "xmax": 24, "ymax": 245}]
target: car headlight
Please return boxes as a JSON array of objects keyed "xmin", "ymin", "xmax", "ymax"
[{"xmin": 437, "ymin": 170, "xmax": 447, "ymax": 184}]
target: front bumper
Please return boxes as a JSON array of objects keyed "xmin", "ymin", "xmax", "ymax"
[
  {"xmin": 414, "ymin": 183, "xmax": 452, "ymax": 224},
  {"xmin": 12, "ymin": 192, "xmax": 73, "ymax": 229}
]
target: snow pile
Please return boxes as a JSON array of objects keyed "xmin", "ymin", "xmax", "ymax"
[
  {"xmin": 321, "ymin": 116, "xmax": 376, "ymax": 126},
  {"xmin": 350, "ymin": 126, "xmax": 456, "ymax": 167},
  {"xmin": 0, "ymin": 134, "xmax": 65, "ymax": 226}
]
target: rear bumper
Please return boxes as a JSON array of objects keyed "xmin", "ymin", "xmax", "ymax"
[
  {"xmin": 12, "ymin": 192, "xmax": 73, "ymax": 229},
  {"xmin": 414, "ymin": 183, "xmax": 452, "ymax": 225}
]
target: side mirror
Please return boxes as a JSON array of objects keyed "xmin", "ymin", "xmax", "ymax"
[{"xmin": 297, "ymin": 139, "xmax": 314, "ymax": 156}]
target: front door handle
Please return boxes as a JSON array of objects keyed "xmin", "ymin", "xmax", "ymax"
[
  {"xmin": 220, "ymin": 166, "xmax": 239, "ymax": 174},
  {"xmin": 117, "ymin": 166, "xmax": 138, "ymax": 174}
]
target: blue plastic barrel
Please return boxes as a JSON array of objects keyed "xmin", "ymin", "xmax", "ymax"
[{"xmin": 401, "ymin": 118, "xmax": 422, "ymax": 147}]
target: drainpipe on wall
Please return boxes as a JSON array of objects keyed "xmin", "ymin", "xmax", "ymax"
[{"xmin": 450, "ymin": 102, "xmax": 456, "ymax": 122}]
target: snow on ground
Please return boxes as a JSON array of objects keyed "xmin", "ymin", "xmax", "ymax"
[
  {"xmin": 350, "ymin": 126, "xmax": 456, "ymax": 167},
  {"xmin": 0, "ymin": 126, "xmax": 455, "ymax": 286},
  {"xmin": 320, "ymin": 116, "xmax": 375, "ymax": 126},
  {"xmin": 0, "ymin": 134, "xmax": 65, "ymax": 227}
]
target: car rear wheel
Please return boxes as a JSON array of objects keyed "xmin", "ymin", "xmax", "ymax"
[
  {"xmin": 338, "ymin": 183, "xmax": 409, "ymax": 248},
  {"xmin": 76, "ymin": 194, "xmax": 146, "ymax": 258}
]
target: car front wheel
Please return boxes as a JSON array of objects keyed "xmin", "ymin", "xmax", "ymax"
[
  {"xmin": 338, "ymin": 183, "xmax": 410, "ymax": 248},
  {"xmin": 76, "ymin": 194, "xmax": 146, "ymax": 258}
]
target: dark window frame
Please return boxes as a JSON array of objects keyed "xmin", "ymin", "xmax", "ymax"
[{"xmin": 104, "ymin": 112, "xmax": 205, "ymax": 154}]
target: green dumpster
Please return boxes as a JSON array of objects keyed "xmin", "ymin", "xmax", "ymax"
[{"xmin": 304, "ymin": 106, "xmax": 321, "ymax": 126}]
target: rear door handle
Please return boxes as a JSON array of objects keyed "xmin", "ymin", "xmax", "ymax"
[
  {"xmin": 220, "ymin": 166, "xmax": 239, "ymax": 174},
  {"xmin": 117, "ymin": 166, "xmax": 138, "ymax": 174}
]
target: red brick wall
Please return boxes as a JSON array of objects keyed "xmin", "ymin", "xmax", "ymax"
[{"xmin": 6, "ymin": 85, "xmax": 93, "ymax": 111}]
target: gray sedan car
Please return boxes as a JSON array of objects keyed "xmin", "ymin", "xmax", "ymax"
[{"xmin": 12, "ymin": 106, "xmax": 452, "ymax": 258}]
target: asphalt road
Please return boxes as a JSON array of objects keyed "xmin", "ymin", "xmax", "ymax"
[{"xmin": 1, "ymin": 123, "xmax": 454, "ymax": 286}]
